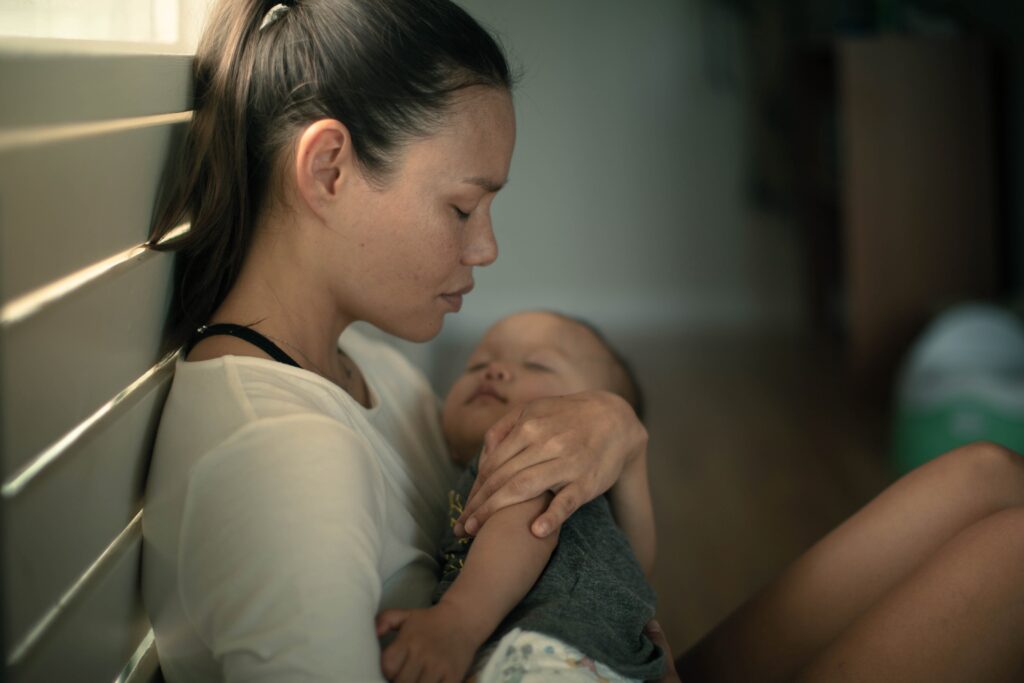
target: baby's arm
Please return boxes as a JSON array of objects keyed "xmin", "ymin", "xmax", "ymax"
[
  {"xmin": 376, "ymin": 492, "xmax": 557, "ymax": 683},
  {"xmin": 609, "ymin": 444, "xmax": 657, "ymax": 576}
]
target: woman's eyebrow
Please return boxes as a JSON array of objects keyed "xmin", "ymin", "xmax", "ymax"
[{"xmin": 461, "ymin": 175, "xmax": 507, "ymax": 193}]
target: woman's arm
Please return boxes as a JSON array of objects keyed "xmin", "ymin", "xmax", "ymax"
[
  {"xmin": 180, "ymin": 419, "xmax": 389, "ymax": 682},
  {"xmin": 377, "ymin": 493, "xmax": 558, "ymax": 683},
  {"xmin": 455, "ymin": 390, "xmax": 648, "ymax": 539}
]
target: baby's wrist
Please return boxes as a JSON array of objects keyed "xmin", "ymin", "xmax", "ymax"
[{"xmin": 437, "ymin": 593, "xmax": 495, "ymax": 648}]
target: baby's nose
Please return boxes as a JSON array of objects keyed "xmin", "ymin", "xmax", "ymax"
[{"xmin": 484, "ymin": 362, "xmax": 510, "ymax": 381}]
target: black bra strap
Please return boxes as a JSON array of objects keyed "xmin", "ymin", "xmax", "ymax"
[{"xmin": 187, "ymin": 323, "xmax": 301, "ymax": 369}]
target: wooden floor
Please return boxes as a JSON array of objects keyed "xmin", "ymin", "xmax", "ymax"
[{"xmin": 626, "ymin": 331, "xmax": 896, "ymax": 654}]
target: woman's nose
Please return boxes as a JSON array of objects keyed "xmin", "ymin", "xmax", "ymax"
[{"xmin": 462, "ymin": 213, "xmax": 498, "ymax": 267}]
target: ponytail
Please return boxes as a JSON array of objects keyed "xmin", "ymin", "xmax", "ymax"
[{"xmin": 149, "ymin": 0, "xmax": 513, "ymax": 350}]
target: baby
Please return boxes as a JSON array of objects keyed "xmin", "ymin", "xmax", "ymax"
[{"xmin": 376, "ymin": 311, "xmax": 665, "ymax": 682}]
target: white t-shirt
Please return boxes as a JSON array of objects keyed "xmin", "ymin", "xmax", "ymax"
[{"xmin": 142, "ymin": 327, "xmax": 457, "ymax": 682}]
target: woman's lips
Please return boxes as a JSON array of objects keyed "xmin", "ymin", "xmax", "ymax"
[
  {"xmin": 440, "ymin": 293, "xmax": 463, "ymax": 311},
  {"xmin": 441, "ymin": 283, "xmax": 474, "ymax": 311}
]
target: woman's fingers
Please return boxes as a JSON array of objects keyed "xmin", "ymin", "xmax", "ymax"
[
  {"xmin": 644, "ymin": 620, "xmax": 682, "ymax": 682},
  {"xmin": 455, "ymin": 414, "xmax": 535, "ymax": 534},
  {"xmin": 456, "ymin": 391, "xmax": 645, "ymax": 536},
  {"xmin": 460, "ymin": 446, "xmax": 559, "ymax": 531},
  {"xmin": 477, "ymin": 413, "xmax": 536, "ymax": 483},
  {"xmin": 480, "ymin": 404, "xmax": 524, "ymax": 463},
  {"xmin": 461, "ymin": 460, "xmax": 572, "ymax": 535},
  {"xmin": 530, "ymin": 482, "xmax": 584, "ymax": 538},
  {"xmin": 453, "ymin": 478, "xmax": 480, "ymax": 536}
]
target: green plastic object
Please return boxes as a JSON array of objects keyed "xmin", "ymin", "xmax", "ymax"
[
  {"xmin": 893, "ymin": 395, "xmax": 1024, "ymax": 474},
  {"xmin": 891, "ymin": 304, "xmax": 1024, "ymax": 474}
]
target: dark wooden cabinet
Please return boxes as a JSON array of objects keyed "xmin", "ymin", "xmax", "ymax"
[{"xmin": 800, "ymin": 37, "xmax": 996, "ymax": 376}]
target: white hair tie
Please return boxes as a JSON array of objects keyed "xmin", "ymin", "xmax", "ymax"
[{"xmin": 259, "ymin": 3, "xmax": 291, "ymax": 31}]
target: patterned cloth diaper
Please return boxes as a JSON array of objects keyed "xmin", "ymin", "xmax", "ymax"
[{"xmin": 470, "ymin": 628, "xmax": 641, "ymax": 683}]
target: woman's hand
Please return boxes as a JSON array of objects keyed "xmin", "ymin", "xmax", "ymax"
[
  {"xmin": 645, "ymin": 619, "xmax": 682, "ymax": 682},
  {"xmin": 455, "ymin": 390, "xmax": 647, "ymax": 539}
]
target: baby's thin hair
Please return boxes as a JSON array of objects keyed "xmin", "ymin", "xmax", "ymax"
[{"xmin": 545, "ymin": 311, "xmax": 646, "ymax": 422}]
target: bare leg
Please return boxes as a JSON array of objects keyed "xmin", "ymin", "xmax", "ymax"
[
  {"xmin": 796, "ymin": 506, "xmax": 1024, "ymax": 682},
  {"xmin": 676, "ymin": 441, "xmax": 1024, "ymax": 682}
]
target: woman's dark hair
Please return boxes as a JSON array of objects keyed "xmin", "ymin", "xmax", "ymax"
[{"xmin": 148, "ymin": 0, "xmax": 513, "ymax": 350}]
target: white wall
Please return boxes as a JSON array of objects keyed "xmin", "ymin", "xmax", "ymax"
[
  {"xmin": 0, "ymin": 0, "xmax": 209, "ymax": 54},
  {"xmin": 434, "ymin": 0, "xmax": 801, "ymax": 349}
]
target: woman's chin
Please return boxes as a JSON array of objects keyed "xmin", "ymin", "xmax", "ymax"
[{"xmin": 374, "ymin": 313, "xmax": 446, "ymax": 343}]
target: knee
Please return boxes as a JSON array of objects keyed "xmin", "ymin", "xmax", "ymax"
[
  {"xmin": 958, "ymin": 440, "xmax": 1022, "ymax": 471},
  {"xmin": 976, "ymin": 506, "xmax": 1024, "ymax": 555},
  {"xmin": 937, "ymin": 441, "xmax": 1024, "ymax": 501},
  {"xmin": 1004, "ymin": 506, "xmax": 1024, "ymax": 540}
]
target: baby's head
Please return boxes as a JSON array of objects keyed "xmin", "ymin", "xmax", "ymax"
[{"xmin": 442, "ymin": 311, "xmax": 643, "ymax": 463}]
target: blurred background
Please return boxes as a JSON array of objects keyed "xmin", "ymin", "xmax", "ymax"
[
  {"xmin": 3, "ymin": 0, "xmax": 1024, "ymax": 666},
  {"xmin": 418, "ymin": 0, "xmax": 1024, "ymax": 652}
]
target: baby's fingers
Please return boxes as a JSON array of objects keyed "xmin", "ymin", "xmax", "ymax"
[
  {"xmin": 393, "ymin": 648, "xmax": 423, "ymax": 683},
  {"xmin": 380, "ymin": 640, "xmax": 407, "ymax": 680},
  {"xmin": 376, "ymin": 609, "xmax": 409, "ymax": 636}
]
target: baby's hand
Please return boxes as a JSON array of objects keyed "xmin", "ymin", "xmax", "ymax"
[{"xmin": 376, "ymin": 602, "xmax": 481, "ymax": 683}]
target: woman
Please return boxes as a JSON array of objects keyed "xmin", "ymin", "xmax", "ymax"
[
  {"xmin": 143, "ymin": 2, "xmax": 647, "ymax": 681},
  {"xmin": 143, "ymin": 0, "xmax": 1024, "ymax": 681}
]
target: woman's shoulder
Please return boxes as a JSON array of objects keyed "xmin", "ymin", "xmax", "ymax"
[
  {"xmin": 172, "ymin": 349, "xmax": 371, "ymax": 423},
  {"xmin": 151, "ymin": 360, "xmax": 386, "ymax": 489},
  {"xmin": 196, "ymin": 413, "xmax": 384, "ymax": 486}
]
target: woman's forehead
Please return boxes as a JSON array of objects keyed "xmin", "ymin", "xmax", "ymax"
[{"xmin": 399, "ymin": 87, "xmax": 515, "ymax": 187}]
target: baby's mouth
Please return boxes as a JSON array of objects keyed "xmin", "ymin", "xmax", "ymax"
[{"xmin": 466, "ymin": 385, "xmax": 507, "ymax": 405}]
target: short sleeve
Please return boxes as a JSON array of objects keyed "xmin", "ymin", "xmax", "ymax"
[{"xmin": 179, "ymin": 416, "xmax": 388, "ymax": 682}]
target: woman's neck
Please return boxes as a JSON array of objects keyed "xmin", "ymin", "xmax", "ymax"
[{"xmin": 206, "ymin": 229, "xmax": 369, "ymax": 403}]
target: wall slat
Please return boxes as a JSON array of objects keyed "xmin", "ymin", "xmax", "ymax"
[
  {"xmin": 3, "ymin": 374, "xmax": 170, "ymax": 645},
  {"xmin": 1, "ymin": 250, "xmax": 174, "ymax": 476},
  {"xmin": 7, "ymin": 534, "xmax": 150, "ymax": 683},
  {"xmin": 0, "ymin": 52, "xmax": 191, "ymax": 127},
  {"xmin": 0, "ymin": 120, "xmax": 187, "ymax": 301},
  {"xmin": 0, "ymin": 46, "xmax": 193, "ymax": 683}
]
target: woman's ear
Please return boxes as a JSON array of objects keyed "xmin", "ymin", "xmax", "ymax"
[{"xmin": 293, "ymin": 119, "xmax": 357, "ymax": 220}]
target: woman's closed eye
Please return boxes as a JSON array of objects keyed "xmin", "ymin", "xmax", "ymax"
[{"xmin": 453, "ymin": 206, "xmax": 471, "ymax": 221}]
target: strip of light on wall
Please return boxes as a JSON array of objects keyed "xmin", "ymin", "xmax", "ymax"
[
  {"xmin": 5, "ymin": 511, "xmax": 144, "ymax": 669},
  {"xmin": 0, "ymin": 110, "xmax": 192, "ymax": 152},
  {"xmin": 0, "ymin": 223, "xmax": 189, "ymax": 327},
  {"xmin": 1, "ymin": 348, "xmax": 179, "ymax": 499}
]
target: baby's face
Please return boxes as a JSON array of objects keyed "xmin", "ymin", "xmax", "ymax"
[{"xmin": 442, "ymin": 311, "xmax": 620, "ymax": 463}]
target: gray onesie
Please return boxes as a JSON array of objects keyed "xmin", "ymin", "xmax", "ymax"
[{"xmin": 432, "ymin": 456, "xmax": 666, "ymax": 681}]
